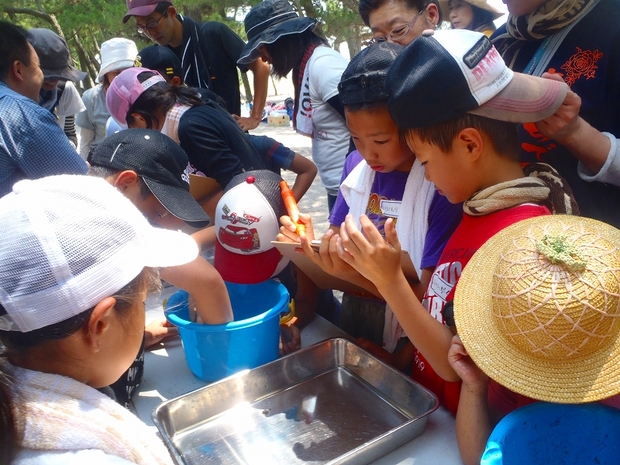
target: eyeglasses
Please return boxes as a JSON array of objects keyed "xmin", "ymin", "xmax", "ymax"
[
  {"xmin": 136, "ymin": 14, "xmax": 165, "ymax": 34},
  {"xmin": 365, "ymin": 7, "xmax": 426, "ymax": 45}
]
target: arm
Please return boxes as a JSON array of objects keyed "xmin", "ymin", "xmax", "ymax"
[
  {"xmin": 78, "ymin": 127, "xmax": 95, "ymax": 160},
  {"xmin": 287, "ymin": 153, "xmax": 318, "ymax": 201},
  {"xmin": 159, "ymin": 255, "xmax": 233, "ymax": 325},
  {"xmin": 535, "ymin": 72, "xmax": 611, "ymax": 174},
  {"xmin": 191, "ymin": 224, "xmax": 217, "ymax": 252},
  {"xmin": 17, "ymin": 104, "xmax": 87, "ymax": 177},
  {"xmin": 234, "ymin": 59, "xmax": 270, "ymax": 131},
  {"xmin": 62, "ymin": 115, "xmax": 78, "ymax": 149},
  {"xmin": 338, "ymin": 214, "xmax": 459, "ymax": 381},
  {"xmin": 448, "ymin": 335, "xmax": 496, "ymax": 465},
  {"xmin": 577, "ymin": 132, "xmax": 620, "ymax": 186}
]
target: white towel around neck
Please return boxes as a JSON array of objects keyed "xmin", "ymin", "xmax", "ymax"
[{"xmin": 340, "ymin": 159, "xmax": 435, "ymax": 352}]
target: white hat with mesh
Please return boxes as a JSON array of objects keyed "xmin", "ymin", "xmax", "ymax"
[{"xmin": 0, "ymin": 175, "xmax": 198, "ymax": 333}]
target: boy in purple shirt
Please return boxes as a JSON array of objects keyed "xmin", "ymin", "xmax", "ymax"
[{"xmin": 280, "ymin": 42, "xmax": 462, "ymax": 369}]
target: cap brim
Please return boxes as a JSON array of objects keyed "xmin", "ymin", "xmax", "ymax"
[
  {"xmin": 454, "ymin": 215, "xmax": 620, "ymax": 404},
  {"xmin": 238, "ymin": 17, "xmax": 317, "ymax": 65},
  {"xmin": 144, "ymin": 178, "xmax": 211, "ymax": 228},
  {"xmin": 214, "ymin": 241, "xmax": 286, "ymax": 284},
  {"xmin": 139, "ymin": 223, "xmax": 199, "ymax": 268},
  {"xmin": 123, "ymin": 4, "xmax": 158, "ymax": 23},
  {"xmin": 469, "ymin": 74, "xmax": 568, "ymax": 123},
  {"xmin": 41, "ymin": 66, "xmax": 88, "ymax": 82},
  {"xmin": 97, "ymin": 59, "xmax": 136, "ymax": 82}
]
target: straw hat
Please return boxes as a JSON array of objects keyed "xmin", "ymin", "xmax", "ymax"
[
  {"xmin": 454, "ymin": 215, "xmax": 620, "ymax": 404},
  {"xmin": 439, "ymin": 0, "xmax": 504, "ymax": 21}
]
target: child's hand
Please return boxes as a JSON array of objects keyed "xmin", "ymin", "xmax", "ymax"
[
  {"xmin": 336, "ymin": 214, "xmax": 403, "ymax": 288},
  {"xmin": 144, "ymin": 317, "xmax": 179, "ymax": 348},
  {"xmin": 356, "ymin": 337, "xmax": 398, "ymax": 368},
  {"xmin": 301, "ymin": 228, "xmax": 361, "ymax": 281},
  {"xmin": 279, "ymin": 324, "xmax": 301, "ymax": 356},
  {"xmin": 277, "ymin": 212, "xmax": 315, "ymax": 243},
  {"xmin": 448, "ymin": 335, "xmax": 488, "ymax": 393}
]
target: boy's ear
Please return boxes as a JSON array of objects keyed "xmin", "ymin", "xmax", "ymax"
[
  {"xmin": 84, "ymin": 297, "xmax": 117, "ymax": 352},
  {"xmin": 456, "ymin": 128, "xmax": 484, "ymax": 161},
  {"xmin": 113, "ymin": 170, "xmax": 140, "ymax": 192}
]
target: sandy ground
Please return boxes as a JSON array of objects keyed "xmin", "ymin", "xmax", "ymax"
[{"xmin": 249, "ymin": 121, "xmax": 332, "ymax": 235}]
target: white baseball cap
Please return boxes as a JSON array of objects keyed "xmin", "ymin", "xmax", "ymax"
[{"xmin": 0, "ymin": 175, "xmax": 198, "ymax": 332}]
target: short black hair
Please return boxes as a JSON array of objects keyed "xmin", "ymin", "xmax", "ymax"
[
  {"xmin": 359, "ymin": 0, "xmax": 441, "ymax": 27},
  {"xmin": 0, "ymin": 21, "xmax": 32, "ymax": 81},
  {"xmin": 404, "ymin": 113, "xmax": 520, "ymax": 161}
]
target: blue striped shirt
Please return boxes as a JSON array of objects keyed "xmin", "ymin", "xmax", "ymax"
[{"xmin": 0, "ymin": 81, "xmax": 87, "ymax": 197}]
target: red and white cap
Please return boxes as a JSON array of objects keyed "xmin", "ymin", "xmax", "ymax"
[{"xmin": 214, "ymin": 170, "xmax": 289, "ymax": 284}]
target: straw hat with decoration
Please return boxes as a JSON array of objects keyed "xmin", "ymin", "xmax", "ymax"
[{"xmin": 454, "ymin": 215, "xmax": 620, "ymax": 404}]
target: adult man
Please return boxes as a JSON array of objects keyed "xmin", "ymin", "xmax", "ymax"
[
  {"xmin": 123, "ymin": 0, "xmax": 269, "ymax": 131},
  {"xmin": 0, "ymin": 21, "xmax": 87, "ymax": 197}
]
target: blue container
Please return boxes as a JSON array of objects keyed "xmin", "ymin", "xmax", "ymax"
[
  {"xmin": 165, "ymin": 280, "xmax": 289, "ymax": 382},
  {"xmin": 482, "ymin": 402, "xmax": 620, "ymax": 465}
]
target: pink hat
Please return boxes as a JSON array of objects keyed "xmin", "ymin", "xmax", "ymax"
[
  {"xmin": 214, "ymin": 170, "xmax": 289, "ymax": 284},
  {"xmin": 123, "ymin": 0, "xmax": 171, "ymax": 23},
  {"xmin": 105, "ymin": 67, "xmax": 166, "ymax": 127}
]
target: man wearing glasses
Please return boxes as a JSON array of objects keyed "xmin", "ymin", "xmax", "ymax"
[
  {"xmin": 359, "ymin": 0, "xmax": 442, "ymax": 46},
  {"xmin": 123, "ymin": 0, "xmax": 269, "ymax": 131}
]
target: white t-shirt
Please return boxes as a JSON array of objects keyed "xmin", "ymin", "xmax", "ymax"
[{"xmin": 307, "ymin": 46, "xmax": 349, "ymax": 197}]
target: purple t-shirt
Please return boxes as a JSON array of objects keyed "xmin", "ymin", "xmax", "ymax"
[{"xmin": 329, "ymin": 151, "xmax": 462, "ymax": 269}]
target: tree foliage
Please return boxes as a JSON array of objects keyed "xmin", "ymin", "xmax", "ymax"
[{"xmin": 1, "ymin": 0, "xmax": 367, "ymax": 90}]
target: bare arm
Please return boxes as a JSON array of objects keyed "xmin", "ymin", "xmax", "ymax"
[
  {"xmin": 448, "ymin": 335, "xmax": 496, "ymax": 465},
  {"xmin": 287, "ymin": 154, "xmax": 318, "ymax": 201},
  {"xmin": 234, "ymin": 59, "xmax": 270, "ymax": 131},
  {"xmin": 160, "ymin": 256, "xmax": 233, "ymax": 325},
  {"xmin": 337, "ymin": 214, "xmax": 459, "ymax": 381}
]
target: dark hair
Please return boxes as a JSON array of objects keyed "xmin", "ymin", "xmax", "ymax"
[
  {"xmin": 155, "ymin": 1, "xmax": 173, "ymax": 14},
  {"xmin": 359, "ymin": 0, "xmax": 441, "ymax": 27},
  {"xmin": 263, "ymin": 30, "xmax": 327, "ymax": 79},
  {"xmin": 344, "ymin": 100, "xmax": 389, "ymax": 113},
  {"xmin": 449, "ymin": 0, "xmax": 496, "ymax": 33},
  {"xmin": 87, "ymin": 165, "xmax": 153, "ymax": 199},
  {"xmin": 0, "ymin": 21, "xmax": 33, "ymax": 81},
  {"xmin": 125, "ymin": 71, "xmax": 204, "ymax": 128},
  {"xmin": 0, "ymin": 267, "xmax": 160, "ymax": 462},
  {"xmin": 405, "ymin": 113, "xmax": 520, "ymax": 161},
  {"xmin": 469, "ymin": 4, "xmax": 496, "ymax": 33}
]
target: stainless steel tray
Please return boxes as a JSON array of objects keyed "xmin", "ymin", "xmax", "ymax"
[{"xmin": 153, "ymin": 338, "xmax": 439, "ymax": 465}]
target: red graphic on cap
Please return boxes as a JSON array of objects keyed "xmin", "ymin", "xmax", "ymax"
[
  {"xmin": 218, "ymin": 226, "xmax": 260, "ymax": 252},
  {"xmin": 561, "ymin": 47, "xmax": 603, "ymax": 86}
]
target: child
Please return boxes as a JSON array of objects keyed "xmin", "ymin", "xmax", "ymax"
[
  {"xmin": 280, "ymin": 42, "xmax": 462, "ymax": 369},
  {"xmin": 439, "ymin": 0, "xmax": 503, "ymax": 36},
  {"xmin": 0, "ymin": 174, "xmax": 197, "ymax": 464},
  {"xmin": 134, "ymin": 46, "xmax": 318, "ymax": 201},
  {"xmin": 239, "ymin": 0, "xmax": 349, "ymax": 211},
  {"xmin": 448, "ymin": 215, "xmax": 620, "ymax": 464},
  {"xmin": 105, "ymin": 67, "xmax": 265, "ymax": 219},
  {"xmin": 335, "ymin": 29, "xmax": 578, "ymax": 415},
  {"xmin": 89, "ymin": 128, "xmax": 233, "ymax": 405}
]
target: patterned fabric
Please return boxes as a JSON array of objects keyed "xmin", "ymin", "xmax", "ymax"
[
  {"xmin": 504, "ymin": 0, "xmax": 595, "ymax": 41},
  {"xmin": 6, "ymin": 362, "xmax": 173, "ymax": 464},
  {"xmin": 463, "ymin": 163, "xmax": 578, "ymax": 216},
  {"xmin": 0, "ymin": 81, "xmax": 87, "ymax": 197}
]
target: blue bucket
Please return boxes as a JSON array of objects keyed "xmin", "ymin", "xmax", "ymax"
[
  {"xmin": 482, "ymin": 402, "xmax": 620, "ymax": 465},
  {"xmin": 165, "ymin": 280, "xmax": 289, "ymax": 382}
]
